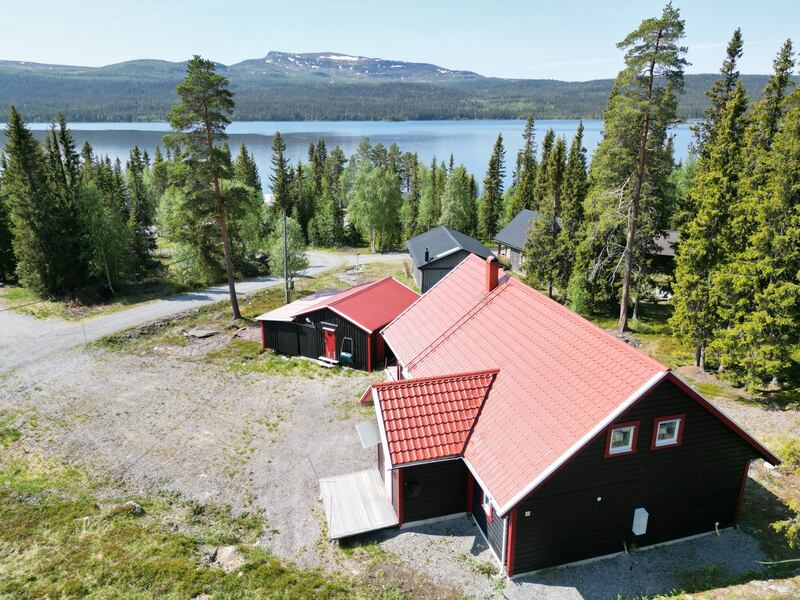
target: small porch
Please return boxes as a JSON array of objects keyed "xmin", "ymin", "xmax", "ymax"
[{"xmin": 319, "ymin": 469, "xmax": 398, "ymax": 539}]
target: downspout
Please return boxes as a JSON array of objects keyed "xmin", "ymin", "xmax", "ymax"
[{"xmin": 506, "ymin": 508, "xmax": 518, "ymax": 576}]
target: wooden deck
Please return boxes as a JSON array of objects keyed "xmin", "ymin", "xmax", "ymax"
[{"xmin": 320, "ymin": 469, "xmax": 398, "ymax": 539}]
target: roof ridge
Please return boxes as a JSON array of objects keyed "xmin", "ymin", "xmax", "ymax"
[
  {"xmin": 327, "ymin": 276, "xmax": 390, "ymax": 307},
  {"xmin": 407, "ymin": 279, "xmax": 511, "ymax": 371},
  {"xmin": 372, "ymin": 368, "xmax": 499, "ymax": 389}
]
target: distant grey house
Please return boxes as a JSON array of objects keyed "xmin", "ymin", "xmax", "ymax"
[
  {"xmin": 494, "ymin": 209, "xmax": 556, "ymax": 273},
  {"xmin": 406, "ymin": 226, "xmax": 494, "ymax": 293}
]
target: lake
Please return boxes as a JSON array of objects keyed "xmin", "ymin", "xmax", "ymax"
[{"xmin": 7, "ymin": 120, "xmax": 694, "ymax": 189}]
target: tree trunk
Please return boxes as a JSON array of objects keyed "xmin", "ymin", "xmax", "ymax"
[
  {"xmin": 283, "ymin": 207, "xmax": 290, "ymax": 304},
  {"xmin": 695, "ymin": 342, "xmax": 705, "ymax": 370},
  {"xmin": 215, "ymin": 179, "xmax": 241, "ymax": 320},
  {"xmin": 632, "ymin": 294, "xmax": 639, "ymax": 321},
  {"xmin": 618, "ymin": 29, "xmax": 664, "ymax": 334}
]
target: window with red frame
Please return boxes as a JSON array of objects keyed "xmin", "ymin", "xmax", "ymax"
[
  {"xmin": 605, "ymin": 422, "xmax": 639, "ymax": 457},
  {"xmin": 651, "ymin": 415, "xmax": 684, "ymax": 449}
]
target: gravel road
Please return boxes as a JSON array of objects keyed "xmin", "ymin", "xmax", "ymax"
[{"xmin": 0, "ymin": 250, "xmax": 409, "ymax": 373}]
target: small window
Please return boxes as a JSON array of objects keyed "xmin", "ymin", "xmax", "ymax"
[
  {"xmin": 651, "ymin": 415, "xmax": 685, "ymax": 449},
  {"xmin": 605, "ymin": 421, "xmax": 639, "ymax": 457},
  {"xmin": 481, "ymin": 490, "xmax": 493, "ymax": 522}
]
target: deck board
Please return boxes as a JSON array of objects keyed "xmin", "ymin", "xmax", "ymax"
[{"xmin": 320, "ymin": 469, "xmax": 398, "ymax": 539}]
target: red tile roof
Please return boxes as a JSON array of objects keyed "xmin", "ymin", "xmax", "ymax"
[
  {"xmin": 380, "ymin": 254, "xmax": 778, "ymax": 514},
  {"xmin": 258, "ymin": 277, "xmax": 419, "ymax": 333},
  {"xmin": 372, "ymin": 370, "xmax": 498, "ymax": 466}
]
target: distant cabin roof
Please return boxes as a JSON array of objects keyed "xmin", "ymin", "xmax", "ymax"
[
  {"xmin": 256, "ymin": 277, "xmax": 419, "ymax": 333},
  {"xmin": 495, "ymin": 209, "xmax": 561, "ymax": 252},
  {"xmin": 406, "ymin": 226, "xmax": 493, "ymax": 268},
  {"xmin": 653, "ymin": 230, "xmax": 679, "ymax": 257}
]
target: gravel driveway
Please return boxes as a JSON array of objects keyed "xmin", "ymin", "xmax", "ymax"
[
  {"xmin": 2, "ymin": 342, "xmax": 786, "ymax": 599},
  {"xmin": 0, "ymin": 250, "xmax": 409, "ymax": 373}
]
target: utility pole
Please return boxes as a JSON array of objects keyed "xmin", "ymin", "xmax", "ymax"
[{"xmin": 283, "ymin": 206, "xmax": 290, "ymax": 304}]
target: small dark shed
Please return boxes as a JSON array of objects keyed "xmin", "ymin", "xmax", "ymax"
[
  {"xmin": 406, "ymin": 225, "xmax": 494, "ymax": 293},
  {"xmin": 255, "ymin": 278, "xmax": 418, "ymax": 371}
]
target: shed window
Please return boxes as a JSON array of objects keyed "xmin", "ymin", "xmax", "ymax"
[
  {"xmin": 605, "ymin": 422, "xmax": 639, "ymax": 457},
  {"xmin": 481, "ymin": 490, "xmax": 493, "ymax": 522},
  {"xmin": 651, "ymin": 415, "xmax": 684, "ymax": 449}
]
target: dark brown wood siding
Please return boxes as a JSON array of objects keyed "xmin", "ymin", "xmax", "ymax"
[
  {"xmin": 420, "ymin": 250, "xmax": 471, "ymax": 293},
  {"xmin": 511, "ymin": 379, "xmax": 759, "ymax": 574},
  {"xmin": 471, "ymin": 483, "xmax": 505, "ymax": 558},
  {"xmin": 263, "ymin": 307, "xmax": 375, "ymax": 370},
  {"xmin": 401, "ymin": 460, "xmax": 468, "ymax": 523}
]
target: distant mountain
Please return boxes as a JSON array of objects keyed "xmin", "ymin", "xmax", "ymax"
[{"xmin": 0, "ymin": 52, "xmax": 786, "ymax": 122}]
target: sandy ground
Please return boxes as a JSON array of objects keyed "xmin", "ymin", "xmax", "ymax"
[{"xmin": 2, "ymin": 341, "xmax": 797, "ymax": 599}]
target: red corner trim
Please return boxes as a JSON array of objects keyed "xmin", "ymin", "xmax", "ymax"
[
  {"xmin": 734, "ymin": 459, "xmax": 751, "ymax": 526},
  {"xmin": 603, "ymin": 420, "xmax": 640, "ymax": 458},
  {"xmin": 666, "ymin": 373, "xmax": 780, "ymax": 465},
  {"xmin": 650, "ymin": 413, "xmax": 686, "ymax": 450},
  {"xmin": 506, "ymin": 508, "xmax": 518, "ymax": 576},
  {"xmin": 259, "ymin": 321, "xmax": 267, "ymax": 349},
  {"xmin": 366, "ymin": 333, "xmax": 372, "ymax": 372}
]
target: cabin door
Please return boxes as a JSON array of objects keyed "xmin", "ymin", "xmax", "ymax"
[{"xmin": 323, "ymin": 328, "xmax": 336, "ymax": 360}]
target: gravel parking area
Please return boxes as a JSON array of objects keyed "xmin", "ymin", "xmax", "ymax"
[{"xmin": 0, "ymin": 345, "xmax": 792, "ymax": 598}]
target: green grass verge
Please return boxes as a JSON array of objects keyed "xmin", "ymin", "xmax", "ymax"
[
  {"xmin": 207, "ymin": 339, "xmax": 357, "ymax": 378},
  {"xmin": 0, "ymin": 454, "xmax": 391, "ymax": 599}
]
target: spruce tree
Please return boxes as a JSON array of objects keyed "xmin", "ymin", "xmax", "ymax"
[
  {"xmin": 692, "ymin": 29, "xmax": 743, "ymax": 158},
  {"xmin": 523, "ymin": 136, "xmax": 566, "ymax": 297},
  {"xmin": 508, "ymin": 115, "xmax": 537, "ymax": 220},
  {"xmin": 0, "ymin": 159, "xmax": 15, "ymax": 282},
  {"xmin": 126, "ymin": 146, "xmax": 154, "ymax": 263},
  {"xmin": 168, "ymin": 56, "xmax": 241, "ymax": 319},
  {"xmin": 478, "ymin": 134, "xmax": 505, "ymax": 240},
  {"xmin": 556, "ymin": 122, "xmax": 588, "ymax": 296},
  {"xmin": 708, "ymin": 87, "xmax": 800, "ymax": 388},
  {"xmin": 270, "ymin": 132, "xmax": 291, "ymax": 218},
  {"xmin": 233, "ymin": 142, "xmax": 261, "ymax": 191},
  {"xmin": 671, "ymin": 82, "xmax": 749, "ymax": 368},
  {"xmin": 533, "ymin": 128, "xmax": 555, "ymax": 209}
]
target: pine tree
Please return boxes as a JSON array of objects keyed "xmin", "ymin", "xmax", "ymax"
[
  {"xmin": 671, "ymin": 82, "xmax": 749, "ymax": 368},
  {"xmin": 168, "ymin": 56, "xmax": 241, "ymax": 318},
  {"xmin": 613, "ymin": 3, "xmax": 687, "ymax": 332},
  {"xmin": 478, "ymin": 134, "xmax": 505, "ymax": 240}
]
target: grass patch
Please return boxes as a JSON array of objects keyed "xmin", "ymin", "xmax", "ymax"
[
  {"xmin": 207, "ymin": 339, "xmax": 355, "ymax": 378},
  {"xmin": 0, "ymin": 454, "xmax": 388, "ymax": 599},
  {"xmin": 0, "ymin": 410, "xmax": 23, "ymax": 447}
]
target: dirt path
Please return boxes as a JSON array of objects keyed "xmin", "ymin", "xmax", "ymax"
[{"xmin": 0, "ymin": 250, "xmax": 409, "ymax": 373}]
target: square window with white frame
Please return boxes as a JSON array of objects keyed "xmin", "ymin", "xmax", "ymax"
[
  {"xmin": 652, "ymin": 415, "xmax": 684, "ymax": 448},
  {"xmin": 481, "ymin": 490, "xmax": 493, "ymax": 520},
  {"xmin": 606, "ymin": 422, "xmax": 638, "ymax": 456}
]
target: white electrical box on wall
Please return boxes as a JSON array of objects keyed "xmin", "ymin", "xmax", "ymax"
[{"xmin": 632, "ymin": 507, "xmax": 649, "ymax": 536}]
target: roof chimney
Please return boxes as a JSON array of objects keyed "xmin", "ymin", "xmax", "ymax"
[
  {"xmin": 424, "ymin": 247, "xmax": 430, "ymax": 262},
  {"xmin": 485, "ymin": 255, "xmax": 499, "ymax": 292}
]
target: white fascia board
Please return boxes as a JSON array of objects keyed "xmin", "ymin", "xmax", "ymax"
[{"xmin": 372, "ymin": 387, "xmax": 392, "ymax": 469}]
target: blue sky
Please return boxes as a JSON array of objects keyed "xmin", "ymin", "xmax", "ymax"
[{"xmin": 2, "ymin": 0, "xmax": 797, "ymax": 79}]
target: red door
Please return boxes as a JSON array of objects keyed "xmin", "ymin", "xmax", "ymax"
[{"xmin": 323, "ymin": 328, "xmax": 336, "ymax": 360}]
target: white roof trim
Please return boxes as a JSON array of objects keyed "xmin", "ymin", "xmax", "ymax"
[
  {"xmin": 495, "ymin": 370, "xmax": 669, "ymax": 516},
  {"xmin": 372, "ymin": 387, "xmax": 392, "ymax": 469},
  {"xmin": 462, "ymin": 456, "xmax": 503, "ymax": 514}
]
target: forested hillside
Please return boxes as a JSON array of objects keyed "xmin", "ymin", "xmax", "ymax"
[{"xmin": 0, "ymin": 53, "xmax": 786, "ymax": 122}]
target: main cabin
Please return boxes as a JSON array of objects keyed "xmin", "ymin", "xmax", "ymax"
[
  {"xmin": 326, "ymin": 254, "xmax": 779, "ymax": 575},
  {"xmin": 255, "ymin": 278, "xmax": 418, "ymax": 372},
  {"xmin": 406, "ymin": 225, "xmax": 494, "ymax": 293}
]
